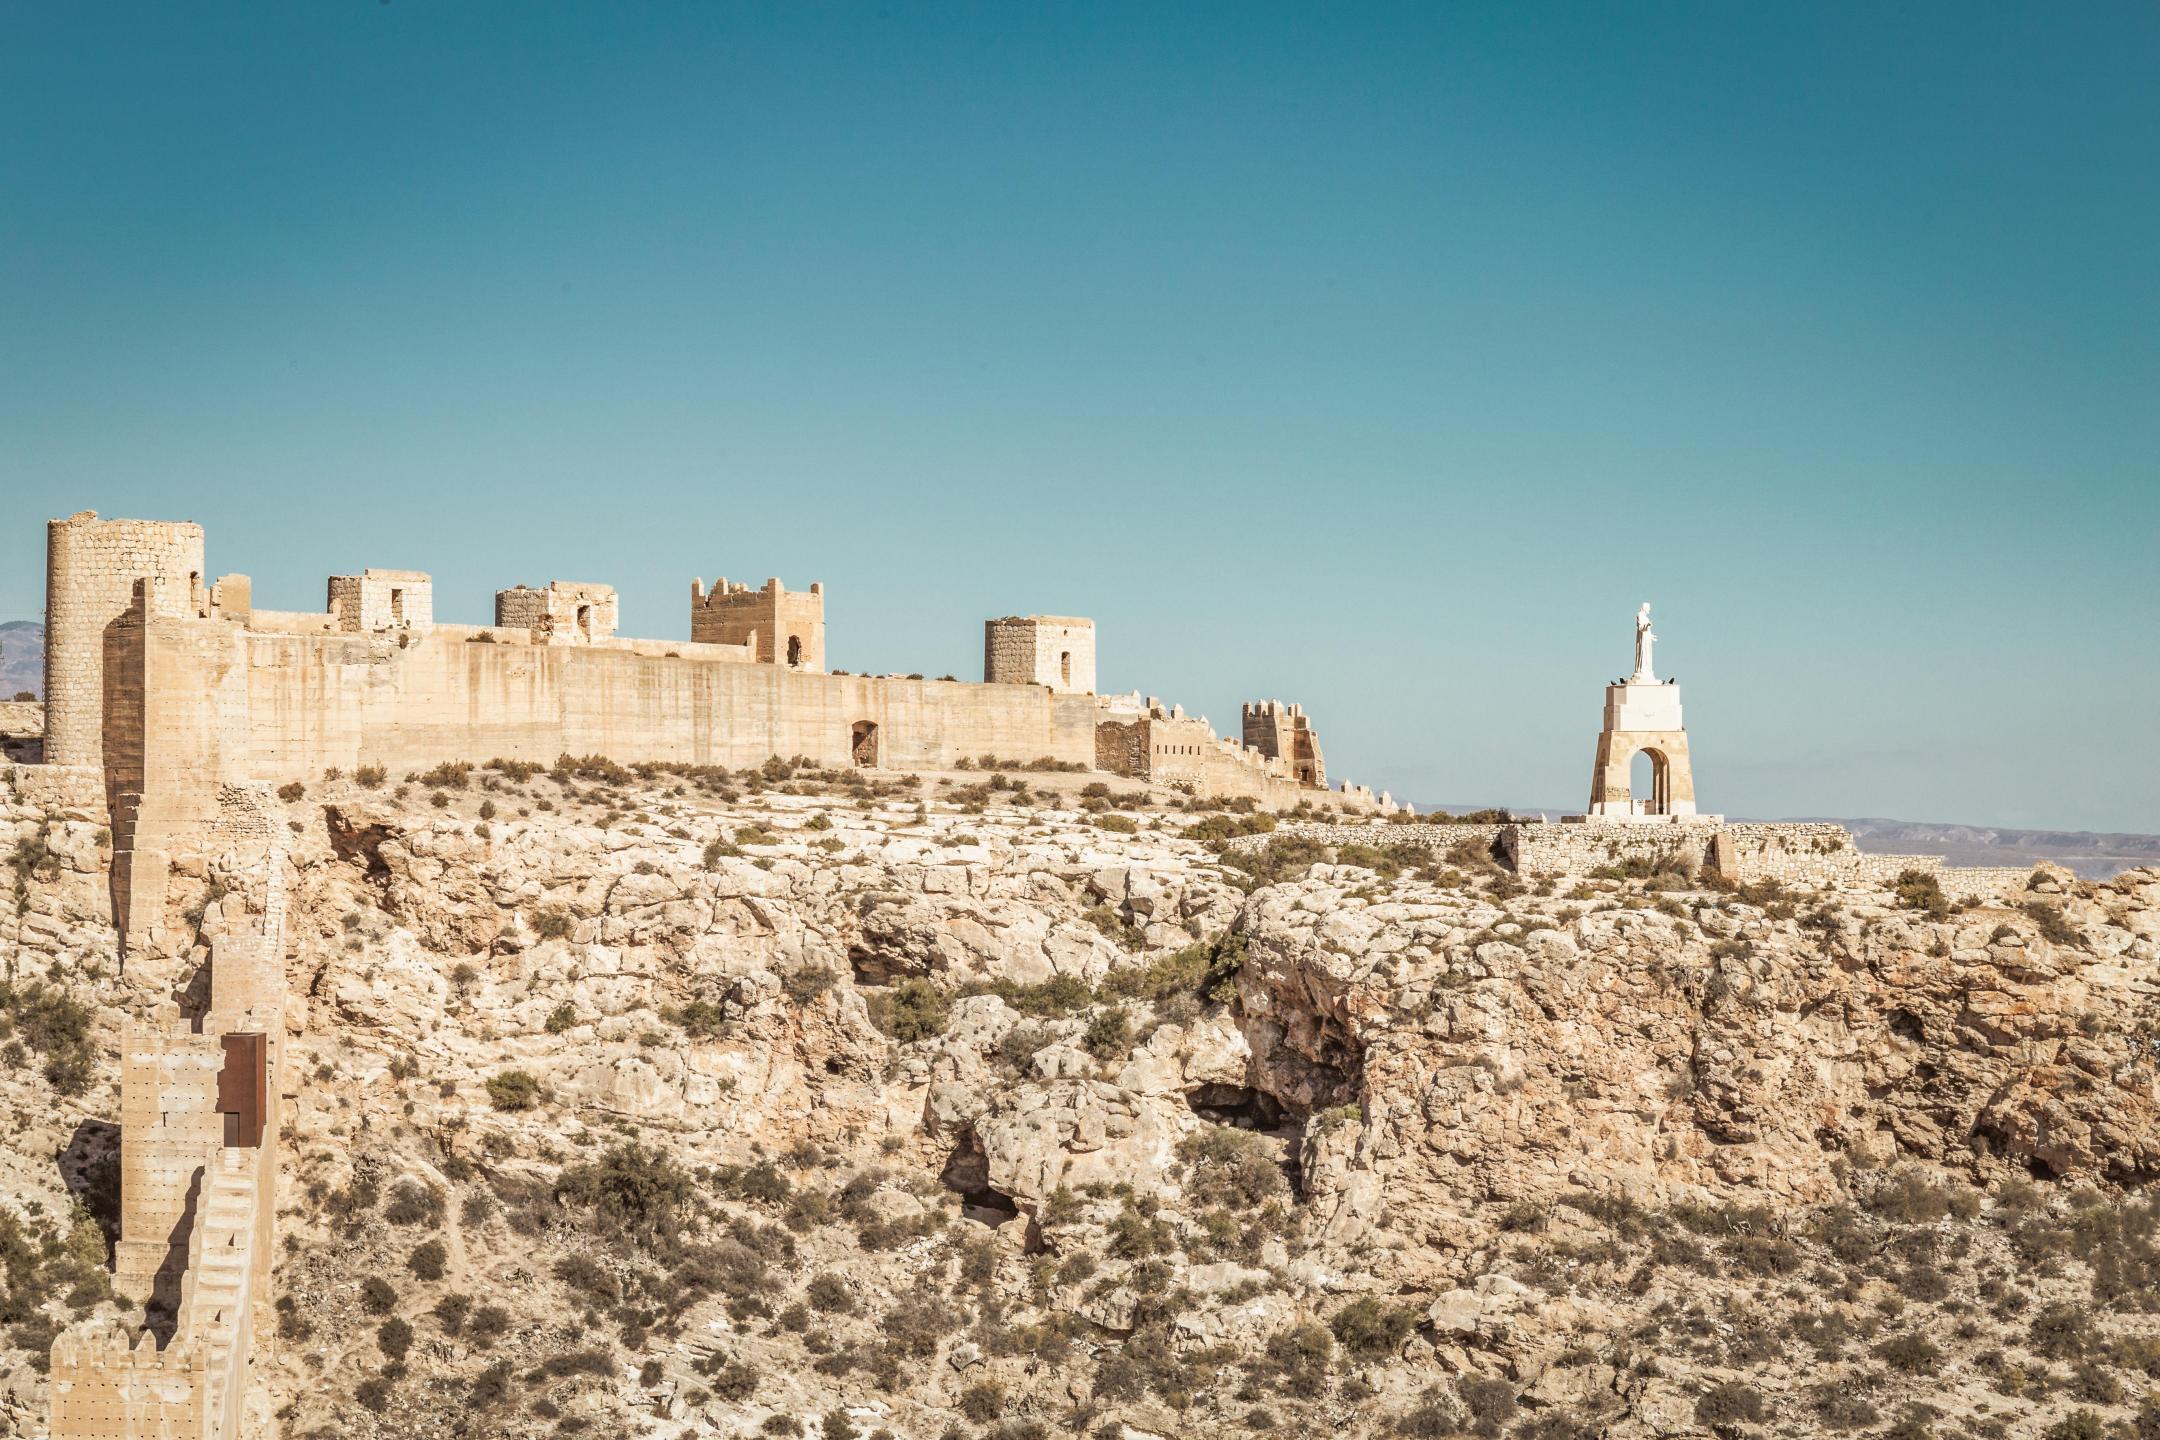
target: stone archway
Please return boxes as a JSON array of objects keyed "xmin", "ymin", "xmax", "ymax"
[
  {"xmin": 1628, "ymin": 744, "xmax": 1672, "ymax": 815},
  {"xmin": 851, "ymin": 720, "xmax": 879, "ymax": 768}
]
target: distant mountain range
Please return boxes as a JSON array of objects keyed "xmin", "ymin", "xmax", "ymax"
[
  {"xmin": 0, "ymin": 621, "xmax": 39, "ymax": 700},
  {"xmin": 1417, "ymin": 801, "xmax": 2156, "ymax": 879}
]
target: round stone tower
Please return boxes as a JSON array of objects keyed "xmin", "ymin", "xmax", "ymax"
[{"xmin": 43, "ymin": 511, "xmax": 205, "ymax": 768}]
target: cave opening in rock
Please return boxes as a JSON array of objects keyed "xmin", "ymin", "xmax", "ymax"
[
  {"xmin": 1183, "ymin": 1082, "xmax": 1287, "ymax": 1129},
  {"xmin": 848, "ymin": 947, "xmax": 898, "ymax": 986},
  {"xmin": 937, "ymin": 1134, "xmax": 1021, "ymax": 1227}
]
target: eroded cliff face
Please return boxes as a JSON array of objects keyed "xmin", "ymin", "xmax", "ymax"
[
  {"xmin": 1239, "ymin": 866, "xmax": 2160, "ymax": 1267},
  {"xmin": 3, "ymin": 762, "xmax": 2157, "ymax": 1440}
]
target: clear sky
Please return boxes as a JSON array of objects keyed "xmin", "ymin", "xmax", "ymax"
[{"xmin": 3, "ymin": 4, "xmax": 2155, "ymax": 831}]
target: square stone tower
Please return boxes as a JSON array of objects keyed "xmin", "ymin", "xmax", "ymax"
[
  {"xmin": 327, "ymin": 569, "xmax": 432, "ymax": 633},
  {"xmin": 1241, "ymin": 699, "xmax": 1326, "ymax": 788},
  {"xmin": 690, "ymin": 576, "xmax": 825, "ymax": 670},
  {"xmin": 496, "ymin": 581, "xmax": 618, "ymax": 643},
  {"xmin": 984, "ymin": 615, "xmax": 1095, "ymax": 694}
]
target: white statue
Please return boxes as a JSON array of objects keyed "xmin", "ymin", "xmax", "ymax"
[{"xmin": 1632, "ymin": 602, "xmax": 1657, "ymax": 682}]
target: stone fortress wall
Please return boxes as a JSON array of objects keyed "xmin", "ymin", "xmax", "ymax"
[
  {"xmin": 1091, "ymin": 692, "xmax": 1368, "ymax": 813},
  {"xmin": 43, "ymin": 512, "xmax": 1387, "ymax": 953}
]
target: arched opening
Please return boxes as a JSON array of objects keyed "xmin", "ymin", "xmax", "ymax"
[
  {"xmin": 851, "ymin": 720, "xmax": 879, "ymax": 768},
  {"xmin": 786, "ymin": 635, "xmax": 804, "ymax": 667},
  {"xmin": 1059, "ymin": 650, "xmax": 1072, "ymax": 687},
  {"xmin": 1629, "ymin": 746, "xmax": 1672, "ymax": 815},
  {"xmin": 575, "ymin": 604, "xmax": 592, "ymax": 639},
  {"xmin": 389, "ymin": 588, "xmax": 406, "ymax": 625}
]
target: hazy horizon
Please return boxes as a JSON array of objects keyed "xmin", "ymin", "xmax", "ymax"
[{"xmin": 5, "ymin": 4, "xmax": 2155, "ymax": 830}]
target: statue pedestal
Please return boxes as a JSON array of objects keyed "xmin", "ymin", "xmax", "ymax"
[
  {"xmin": 1604, "ymin": 680, "xmax": 1683, "ymax": 733},
  {"xmin": 1584, "ymin": 679, "xmax": 1700, "ymax": 819}
]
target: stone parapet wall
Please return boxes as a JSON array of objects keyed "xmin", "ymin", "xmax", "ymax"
[
  {"xmin": 1223, "ymin": 821, "xmax": 1506, "ymax": 854},
  {"xmin": 1939, "ymin": 866, "xmax": 2035, "ymax": 902},
  {"xmin": 1505, "ymin": 823, "xmax": 1716, "ymax": 877},
  {"xmin": 1227, "ymin": 816, "xmax": 2036, "ymax": 901}
]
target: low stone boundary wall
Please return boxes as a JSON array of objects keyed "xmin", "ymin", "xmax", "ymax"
[
  {"xmin": 1, "ymin": 761, "xmax": 107, "ymax": 818},
  {"xmin": 1221, "ymin": 820, "xmax": 1507, "ymax": 854},
  {"xmin": 0, "ymin": 699, "xmax": 42, "ymax": 736},
  {"xmin": 1505, "ymin": 824, "xmax": 1716, "ymax": 878},
  {"xmin": 1225, "ymin": 813, "xmax": 2036, "ymax": 902},
  {"xmin": 1938, "ymin": 866, "xmax": 2034, "ymax": 902}
]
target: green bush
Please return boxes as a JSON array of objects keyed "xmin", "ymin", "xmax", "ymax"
[
  {"xmin": 360, "ymin": 1275, "xmax": 398, "ymax": 1314},
  {"xmin": 485, "ymin": 1070, "xmax": 542, "ymax": 1112},
  {"xmin": 544, "ymin": 1001, "xmax": 577, "ymax": 1034},
  {"xmin": 1100, "ymin": 932, "xmax": 1246, "ymax": 1007},
  {"xmin": 467, "ymin": 1304, "xmax": 511, "ymax": 1346},
  {"xmin": 0, "ymin": 981, "xmax": 97, "ymax": 1096},
  {"xmin": 529, "ymin": 906, "xmax": 574, "ymax": 940},
  {"xmin": 783, "ymin": 966, "xmax": 837, "ymax": 1005},
  {"xmin": 1261, "ymin": 1320, "xmax": 1333, "ymax": 1397},
  {"xmin": 407, "ymin": 1239, "xmax": 446, "ymax": 1281},
  {"xmin": 377, "ymin": 1316, "xmax": 413, "ymax": 1359},
  {"xmin": 1892, "ymin": 868, "xmax": 1949, "ymax": 918},
  {"xmin": 1693, "ymin": 1381, "xmax": 1764, "ymax": 1429},
  {"xmin": 2029, "ymin": 1302, "xmax": 2090, "ymax": 1359},
  {"xmin": 1082, "ymin": 1007, "xmax": 1134, "ymax": 1060},
  {"xmin": 1330, "ymin": 1295, "xmax": 1420, "ymax": 1360},
  {"xmin": 554, "ymin": 1142, "xmax": 698, "ymax": 1249},
  {"xmin": 864, "ymin": 977, "xmax": 950, "ymax": 1043},
  {"xmin": 384, "ymin": 1181, "xmax": 445, "ymax": 1227},
  {"xmin": 1225, "ymin": 836, "xmax": 1329, "ymax": 887},
  {"xmin": 1873, "ymin": 1332, "xmax": 1943, "ymax": 1373}
]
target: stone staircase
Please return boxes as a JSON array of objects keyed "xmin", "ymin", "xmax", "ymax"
[{"xmin": 180, "ymin": 1153, "xmax": 259, "ymax": 1435}]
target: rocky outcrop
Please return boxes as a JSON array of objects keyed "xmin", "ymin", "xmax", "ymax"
[{"xmin": 1236, "ymin": 863, "xmax": 2160, "ymax": 1269}]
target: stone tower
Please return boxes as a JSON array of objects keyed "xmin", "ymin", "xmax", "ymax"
[
  {"xmin": 43, "ymin": 511, "xmax": 205, "ymax": 768},
  {"xmin": 690, "ymin": 576, "xmax": 826, "ymax": 671},
  {"xmin": 1240, "ymin": 700, "xmax": 1327, "ymax": 788},
  {"xmin": 1585, "ymin": 603, "xmax": 1700, "ymax": 820},
  {"xmin": 983, "ymin": 616, "xmax": 1095, "ymax": 694}
]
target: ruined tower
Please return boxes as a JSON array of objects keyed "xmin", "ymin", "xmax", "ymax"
[
  {"xmin": 691, "ymin": 577, "xmax": 825, "ymax": 670},
  {"xmin": 983, "ymin": 616, "xmax": 1095, "ymax": 694},
  {"xmin": 496, "ymin": 581, "xmax": 618, "ymax": 643},
  {"xmin": 43, "ymin": 512, "xmax": 205, "ymax": 768},
  {"xmin": 1241, "ymin": 700, "xmax": 1326, "ymax": 788}
]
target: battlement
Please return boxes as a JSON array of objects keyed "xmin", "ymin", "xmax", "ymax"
[
  {"xmin": 1240, "ymin": 697, "xmax": 1326, "ymax": 789},
  {"xmin": 690, "ymin": 575, "xmax": 826, "ymax": 670},
  {"xmin": 50, "ymin": 1326, "xmax": 214, "ymax": 1438}
]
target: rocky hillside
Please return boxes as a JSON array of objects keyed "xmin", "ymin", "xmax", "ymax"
[{"xmin": 3, "ymin": 758, "xmax": 2158, "ymax": 1440}]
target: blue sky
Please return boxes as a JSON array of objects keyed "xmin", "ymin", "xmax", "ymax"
[{"xmin": 3, "ymin": 4, "xmax": 2155, "ymax": 830}]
